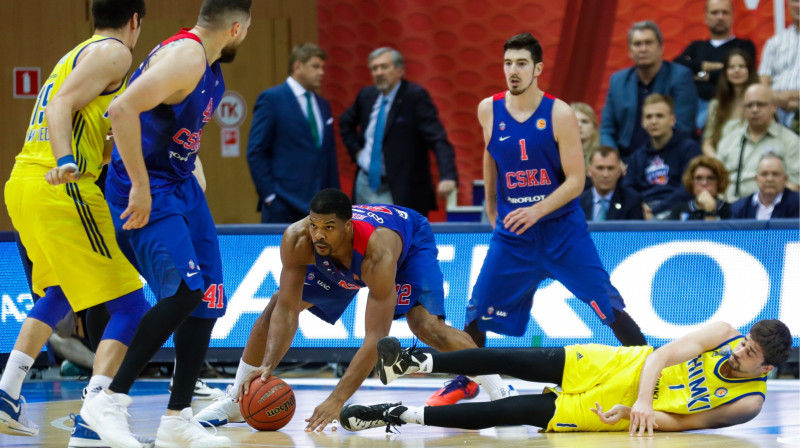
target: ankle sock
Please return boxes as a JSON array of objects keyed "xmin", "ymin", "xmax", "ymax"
[{"xmin": 0, "ymin": 350, "xmax": 34, "ymax": 400}]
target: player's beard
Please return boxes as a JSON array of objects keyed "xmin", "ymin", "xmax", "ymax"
[
  {"xmin": 508, "ymin": 76, "xmax": 533, "ymax": 96},
  {"xmin": 218, "ymin": 45, "xmax": 238, "ymax": 63}
]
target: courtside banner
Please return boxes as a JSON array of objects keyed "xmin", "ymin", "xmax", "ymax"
[{"xmin": 0, "ymin": 220, "xmax": 797, "ymax": 354}]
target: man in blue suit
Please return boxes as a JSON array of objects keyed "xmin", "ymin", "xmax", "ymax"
[
  {"xmin": 600, "ymin": 20, "xmax": 698, "ymax": 162},
  {"xmin": 339, "ymin": 47, "xmax": 458, "ymax": 218},
  {"xmin": 732, "ymin": 153, "xmax": 800, "ymax": 219},
  {"xmin": 247, "ymin": 43, "xmax": 340, "ymax": 223}
]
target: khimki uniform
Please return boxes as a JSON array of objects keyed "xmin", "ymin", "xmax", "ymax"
[
  {"xmin": 5, "ymin": 34, "xmax": 142, "ymax": 311},
  {"xmin": 466, "ymin": 92, "xmax": 626, "ymax": 336},
  {"xmin": 299, "ymin": 204, "xmax": 445, "ymax": 324},
  {"xmin": 547, "ymin": 336, "xmax": 767, "ymax": 432},
  {"xmin": 105, "ymin": 29, "xmax": 226, "ymax": 318}
]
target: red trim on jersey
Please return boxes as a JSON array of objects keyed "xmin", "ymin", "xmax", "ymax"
[
  {"xmin": 160, "ymin": 28, "xmax": 202, "ymax": 47},
  {"xmin": 352, "ymin": 220, "xmax": 375, "ymax": 255},
  {"xmin": 543, "ymin": 92, "xmax": 556, "ymax": 100},
  {"xmin": 492, "ymin": 91, "xmax": 506, "ymax": 101}
]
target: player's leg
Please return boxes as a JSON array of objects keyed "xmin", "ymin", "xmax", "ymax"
[{"xmin": 543, "ymin": 210, "xmax": 646, "ymax": 346}]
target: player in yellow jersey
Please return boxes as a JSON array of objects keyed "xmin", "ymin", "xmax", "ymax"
[
  {"xmin": 340, "ymin": 319, "xmax": 791, "ymax": 436},
  {"xmin": 0, "ymin": 1, "xmax": 151, "ymax": 445}
]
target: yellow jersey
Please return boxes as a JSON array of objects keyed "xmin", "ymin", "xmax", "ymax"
[{"xmin": 13, "ymin": 35, "xmax": 126, "ymax": 180}]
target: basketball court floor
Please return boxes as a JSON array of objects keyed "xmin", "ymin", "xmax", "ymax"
[{"xmin": 1, "ymin": 376, "xmax": 797, "ymax": 447}]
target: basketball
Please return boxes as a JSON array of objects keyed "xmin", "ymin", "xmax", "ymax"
[{"xmin": 239, "ymin": 376, "xmax": 296, "ymax": 431}]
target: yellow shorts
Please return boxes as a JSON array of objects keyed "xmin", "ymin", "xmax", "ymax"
[
  {"xmin": 546, "ymin": 344, "xmax": 653, "ymax": 432},
  {"xmin": 5, "ymin": 172, "xmax": 142, "ymax": 311}
]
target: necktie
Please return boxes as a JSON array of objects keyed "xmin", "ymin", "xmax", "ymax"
[
  {"xmin": 305, "ymin": 91, "xmax": 320, "ymax": 148},
  {"xmin": 369, "ymin": 98, "xmax": 388, "ymax": 192},
  {"xmin": 596, "ymin": 198, "xmax": 609, "ymax": 221}
]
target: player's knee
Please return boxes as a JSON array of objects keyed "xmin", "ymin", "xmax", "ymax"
[
  {"xmin": 409, "ymin": 316, "xmax": 448, "ymax": 346},
  {"xmin": 28, "ymin": 286, "xmax": 72, "ymax": 331},
  {"xmin": 103, "ymin": 288, "xmax": 151, "ymax": 345}
]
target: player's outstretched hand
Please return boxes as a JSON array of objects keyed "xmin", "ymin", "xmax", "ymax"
[
  {"xmin": 591, "ymin": 402, "xmax": 631, "ymax": 426},
  {"xmin": 305, "ymin": 397, "xmax": 345, "ymax": 432},
  {"xmin": 628, "ymin": 400, "xmax": 658, "ymax": 436},
  {"xmin": 120, "ymin": 184, "xmax": 151, "ymax": 230},
  {"xmin": 45, "ymin": 164, "xmax": 81, "ymax": 185},
  {"xmin": 236, "ymin": 366, "xmax": 272, "ymax": 402}
]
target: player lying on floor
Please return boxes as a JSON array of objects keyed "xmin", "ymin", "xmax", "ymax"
[{"xmin": 340, "ymin": 319, "xmax": 791, "ymax": 435}]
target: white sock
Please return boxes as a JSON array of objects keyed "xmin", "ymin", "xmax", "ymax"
[
  {"xmin": 472, "ymin": 374, "xmax": 507, "ymax": 400},
  {"xmin": 0, "ymin": 350, "xmax": 34, "ymax": 400},
  {"xmin": 399, "ymin": 405, "xmax": 425, "ymax": 425},
  {"xmin": 232, "ymin": 359, "xmax": 259, "ymax": 395},
  {"xmin": 418, "ymin": 355, "xmax": 433, "ymax": 373},
  {"xmin": 85, "ymin": 375, "xmax": 113, "ymax": 400}
]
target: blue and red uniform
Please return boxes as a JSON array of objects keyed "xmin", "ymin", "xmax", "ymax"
[
  {"xmin": 301, "ymin": 204, "xmax": 445, "ymax": 324},
  {"xmin": 467, "ymin": 92, "xmax": 626, "ymax": 336},
  {"xmin": 105, "ymin": 29, "xmax": 226, "ymax": 318}
]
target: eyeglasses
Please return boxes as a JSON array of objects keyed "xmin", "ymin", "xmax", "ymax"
[
  {"xmin": 693, "ymin": 175, "xmax": 718, "ymax": 183},
  {"xmin": 744, "ymin": 101, "xmax": 771, "ymax": 110}
]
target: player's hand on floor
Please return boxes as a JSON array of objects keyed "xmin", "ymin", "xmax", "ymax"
[
  {"xmin": 237, "ymin": 367, "xmax": 272, "ymax": 402},
  {"xmin": 305, "ymin": 397, "xmax": 344, "ymax": 432},
  {"xmin": 121, "ymin": 185, "xmax": 151, "ymax": 230},
  {"xmin": 628, "ymin": 400, "xmax": 657, "ymax": 436},
  {"xmin": 591, "ymin": 402, "xmax": 630, "ymax": 425},
  {"xmin": 45, "ymin": 165, "xmax": 81, "ymax": 185}
]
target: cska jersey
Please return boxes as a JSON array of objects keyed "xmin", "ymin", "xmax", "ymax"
[
  {"xmin": 106, "ymin": 28, "xmax": 225, "ymax": 201},
  {"xmin": 487, "ymin": 92, "xmax": 578, "ymax": 224},
  {"xmin": 14, "ymin": 35, "xmax": 126, "ymax": 179}
]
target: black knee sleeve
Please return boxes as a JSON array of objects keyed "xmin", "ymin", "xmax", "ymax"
[
  {"xmin": 608, "ymin": 309, "xmax": 647, "ymax": 346},
  {"xmin": 424, "ymin": 394, "xmax": 556, "ymax": 429}
]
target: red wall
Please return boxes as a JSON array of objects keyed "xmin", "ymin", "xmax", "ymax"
[{"xmin": 319, "ymin": 0, "xmax": 782, "ymax": 221}]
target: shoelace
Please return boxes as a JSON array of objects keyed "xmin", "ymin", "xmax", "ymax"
[
  {"xmin": 189, "ymin": 417, "xmax": 220, "ymax": 437},
  {"xmin": 17, "ymin": 396, "xmax": 37, "ymax": 429},
  {"xmin": 437, "ymin": 376, "xmax": 472, "ymax": 396}
]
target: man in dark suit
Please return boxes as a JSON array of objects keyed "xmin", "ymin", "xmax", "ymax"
[
  {"xmin": 247, "ymin": 43, "xmax": 340, "ymax": 223},
  {"xmin": 580, "ymin": 146, "xmax": 644, "ymax": 221},
  {"xmin": 732, "ymin": 153, "xmax": 800, "ymax": 219},
  {"xmin": 339, "ymin": 47, "xmax": 458, "ymax": 217}
]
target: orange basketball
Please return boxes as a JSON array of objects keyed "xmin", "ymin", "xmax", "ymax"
[{"xmin": 239, "ymin": 376, "xmax": 296, "ymax": 431}]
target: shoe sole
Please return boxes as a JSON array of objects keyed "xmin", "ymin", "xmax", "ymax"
[
  {"xmin": 154, "ymin": 438, "xmax": 230, "ymax": 448},
  {"xmin": 376, "ymin": 337, "xmax": 402, "ymax": 385},
  {"xmin": 0, "ymin": 412, "xmax": 38, "ymax": 436}
]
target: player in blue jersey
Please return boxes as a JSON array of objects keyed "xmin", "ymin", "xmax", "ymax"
[
  {"xmin": 193, "ymin": 188, "xmax": 513, "ymax": 432},
  {"xmin": 427, "ymin": 33, "xmax": 648, "ymax": 407},
  {"xmin": 80, "ymin": 2, "xmax": 251, "ymax": 448}
]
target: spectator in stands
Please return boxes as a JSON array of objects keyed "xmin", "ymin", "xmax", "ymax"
[
  {"xmin": 571, "ymin": 102, "xmax": 600, "ymax": 166},
  {"xmin": 759, "ymin": 0, "xmax": 799, "ymax": 132},
  {"xmin": 716, "ymin": 84, "xmax": 800, "ymax": 201},
  {"xmin": 674, "ymin": 0, "xmax": 756, "ymax": 131},
  {"xmin": 601, "ymin": 20, "xmax": 698, "ymax": 162},
  {"xmin": 247, "ymin": 43, "xmax": 340, "ymax": 223},
  {"xmin": 732, "ymin": 153, "xmax": 800, "ymax": 219},
  {"xmin": 668, "ymin": 155, "xmax": 732, "ymax": 220},
  {"xmin": 623, "ymin": 94, "xmax": 701, "ymax": 220},
  {"xmin": 702, "ymin": 49, "xmax": 759, "ymax": 157},
  {"xmin": 580, "ymin": 146, "xmax": 643, "ymax": 221},
  {"xmin": 339, "ymin": 47, "xmax": 458, "ymax": 217}
]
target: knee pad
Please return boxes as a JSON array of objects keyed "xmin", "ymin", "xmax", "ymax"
[
  {"xmin": 102, "ymin": 289, "xmax": 150, "ymax": 345},
  {"xmin": 28, "ymin": 286, "xmax": 72, "ymax": 330}
]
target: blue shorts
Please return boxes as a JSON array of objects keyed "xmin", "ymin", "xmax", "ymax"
[
  {"xmin": 467, "ymin": 207, "xmax": 624, "ymax": 336},
  {"xmin": 303, "ymin": 216, "xmax": 445, "ymax": 324},
  {"xmin": 108, "ymin": 177, "xmax": 225, "ymax": 319}
]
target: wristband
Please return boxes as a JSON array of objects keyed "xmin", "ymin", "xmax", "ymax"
[{"xmin": 57, "ymin": 155, "xmax": 77, "ymax": 167}]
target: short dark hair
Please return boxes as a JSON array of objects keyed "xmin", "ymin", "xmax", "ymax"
[
  {"xmin": 503, "ymin": 33, "xmax": 543, "ymax": 65},
  {"xmin": 310, "ymin": 189, "xmax": 352, "ymax": 222},
  {"xmin": 92, "ymin": 0, "xmax": 146, "ymax": 29},
  {"xmin": 288, "ymin": 43, "xmax": 327, "ymax": 75},
  {"xmin": 589, "ymin": 146, "xmax": 621, "ymax": 163},
  {"xmin": 643, "ymin": 93, "xmax": 675, "ymax": 114},
  {"xmin": 749, "ymin": 319, "xmax": 792, "ymax": 367},
  {"xmin": 198, "ymin": 0, "xmax": 251, "ymax": 29}
]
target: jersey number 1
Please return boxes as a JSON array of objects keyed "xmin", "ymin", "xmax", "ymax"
[{"xmin": 519, "ymin": 139, "xmax": 529, "ymax": 161}]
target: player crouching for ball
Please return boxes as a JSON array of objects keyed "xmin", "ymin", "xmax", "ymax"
[{"xmin": 340, "ymin": 320, "xmax": 791, "ymax": 435}]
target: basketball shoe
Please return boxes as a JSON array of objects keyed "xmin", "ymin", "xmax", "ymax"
[
  {"xmin": 425, "ymin": 375, "xmax": 479, "ymax": 406},
  {"xmin": 168, "ymin": 379, "xmax": 225, "ymax": 400},
  {"xmin": 340, "ymin": 402, "xmax": 406, "ymax": 432},
  {"xmin": 375, "ymin": 337, "xmax": 427, "ymax": 385},
  {"xmin": 79, "ymin": 391, "xmax": 140, "ymax": 448},
  {"xmin": 191, "ymin": 385, "xmax": 243, "ymax": 427},
  {"xmin": 68, "ymin": 413, "xmax": 155, "ymax": 448},
  {"xmin": 0, "ymin": 389, "xmax": 37, "ymax": 436},
  {"xmin": 155, "ymin": 408, "xmax": 230, "ymax": 448}
]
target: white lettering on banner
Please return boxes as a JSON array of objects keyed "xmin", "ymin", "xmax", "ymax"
[
  {"xmin": 780, "ymin": 243, "xmax": 799, "ymax": 335},
  {"xmin": 2, "ymin": 294, "xmax": 32, "ymax": 322},
  {"xmin": 612, "ymin": 242, "xmax": 769, "ymax": 338},
  {"xmin": 468, "ymin": 245, "xmax": 489, "ymax": 295},
  {"xmin": 212, "ymin": 247, "xmax": 349, "ymax": 339},
  {"xmin": 438, "ymin": 245, "xmax": 454, "ymax": 299},
  {"xmin": 531, "ymin": 282, "xmax": 593, "ymax": 337},
  {"xmin": 353, "ymin": 288, "xmax": 415, "ymax": 338}
]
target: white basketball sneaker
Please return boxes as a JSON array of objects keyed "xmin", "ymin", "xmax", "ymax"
[
  {"xmin": 168, "ymin": 379, "xmax": 225, "ymax": 401},
  {"xmin": 79, "ymin": 391, "xmax": 140, "ymax": 448},
  {"xmin": 191, "ymin": 386, "xmax": 243, "ymax": 427},
  {"xmin": 155, "ymin": 408, "xmax": 230, "ymax": 448}
]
